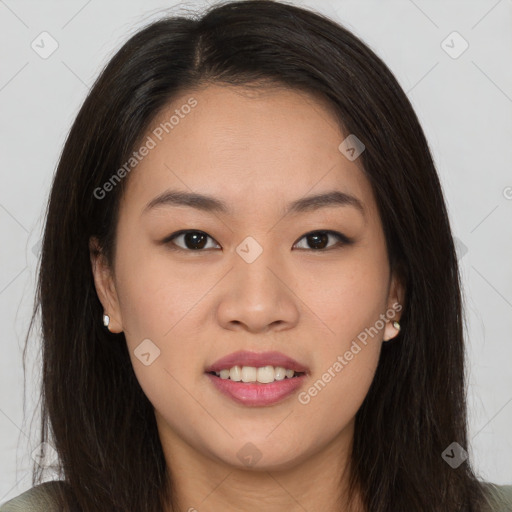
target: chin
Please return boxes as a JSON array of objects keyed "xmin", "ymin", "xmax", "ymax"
[{"xmin": 207, "ymin": 437, "xmax": 312, "ymax": 472}]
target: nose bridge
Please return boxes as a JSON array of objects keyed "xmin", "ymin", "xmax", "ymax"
[
  {"xmin": 216, "ymin": 233, "xmax": 298, "ymax": 332},
  {"xmin": 233, "ymin": 234, "xmax": 282, "ymax": 298}
]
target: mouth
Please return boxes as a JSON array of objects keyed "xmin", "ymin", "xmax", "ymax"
[
  {"xmin": 205, "ymin": 349, "xmax": 309, "ymax": 375},
  {"xmin": 204, "ymin": 350, "xmax": 310, "ymax": 406},
  {"xmin": 205, "ymin": 363, "xmax": 308, "ymax": 407},
  {"xmin": 206, "ymin": 366, "xmax": 306, "ymax": 384}
]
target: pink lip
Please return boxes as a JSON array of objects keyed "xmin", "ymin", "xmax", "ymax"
[
  {"xmin": 206, "ymin": 373, "xmax": 307, "ymax": 407},
  {"xmin": 205, "ymin": 350, "xmax": 309, "ymax": 374}
]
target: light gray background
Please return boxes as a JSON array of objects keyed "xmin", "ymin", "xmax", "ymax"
[{"xmin": 1, "ymin": 0, "xmax": 511, "ymax": 503}]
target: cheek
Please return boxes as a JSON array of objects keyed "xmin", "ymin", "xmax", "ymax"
[
  {"xmin": 295, "ymin": 302, "xmax": 382, "ymax": 437},
  {"xmin": 293, "ymin": 350, "xmax": 379, "ymax": 453},
  {"xmin": 114, "ymin": 238, "xmax": 206, "ymax": 341},
  {"xmin": 110, "ymin": 245, "xmax": 203, "ymax": 403},
  {"xmin": 115, "ymin": 256, "xmax": 206, "ymax": 419},
  {"xmin": 292, "ymin": 245, "xmax": 387, "ymax": 415},
  {"xmin": 300, "ymin": 246, "xmax": 390, "ymax": 347}
]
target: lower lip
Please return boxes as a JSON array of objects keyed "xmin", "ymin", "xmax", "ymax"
[{"xmin": 205, "ymin": 373, "xmax": 307, "ymax": 407}]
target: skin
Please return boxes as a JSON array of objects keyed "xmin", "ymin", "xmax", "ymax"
[{"xmin": 90, "ymin": 84, "xmax": 404, "ymax": 512}]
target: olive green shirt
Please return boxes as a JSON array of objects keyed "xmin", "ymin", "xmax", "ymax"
[{"xmin": 1, "ymin": 480, "xmax": 511, "ymax": 511}]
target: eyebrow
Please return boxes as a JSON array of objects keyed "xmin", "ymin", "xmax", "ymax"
[{"xmin": 142, "ymin": 189, "xmax": 365, "ymax": 218}]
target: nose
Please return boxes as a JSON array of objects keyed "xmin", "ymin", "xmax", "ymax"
[{"xmin": 215, "ymin": 248, "xmax": 300, "ymax": 334}]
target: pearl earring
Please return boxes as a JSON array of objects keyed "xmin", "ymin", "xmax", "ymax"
[
  {"xmin": 103, "ymin": 314, "xmax": 110, "ymax": 328},
  {"xmin": 384, "ymin": 320, "xmax": 401, "ymax": 342}
]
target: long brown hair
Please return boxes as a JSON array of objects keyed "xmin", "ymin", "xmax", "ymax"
[{"xmin": 25, "ymin": 0, "xmax": 489, "ymax": 510}]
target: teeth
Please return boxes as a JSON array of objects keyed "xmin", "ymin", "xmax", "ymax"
[
  {"xmin": 274, "ymin": 367, "xmax": 287, "ymax": 380},
  {"xmin": 230, "ymin": 366, "xmax": 242, "ymax": 381},
  {"xmin": 242, "ymin": 366, "xmax": 257, "ymax": 383},
  {"xmin": 213, "ymin": 365, "xmax": 302, "ymax": 383},
  {"xmin": 255, "ymin": 366, "xmax": 274, "ymax": 384}
]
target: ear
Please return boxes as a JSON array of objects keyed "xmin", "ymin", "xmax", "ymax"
[
  {"xmin": 383, "ymin": 270, "xmax": 405, "ymax": 342},
  {"xmin": 89, "ymin": 237, "xmax": 123, "ymax": 333}
]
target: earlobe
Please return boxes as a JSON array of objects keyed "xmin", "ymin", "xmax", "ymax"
[
  {"xmin": 383, "ymin": 319, "xmax": 401, "ymax": 342},
  {"xmin": 383, "ymin": 272, "xmax": 405, "ymax": 342},
  {"xmin": 89, "ymin": 237, "xmax": 124, "ymax": 333}
]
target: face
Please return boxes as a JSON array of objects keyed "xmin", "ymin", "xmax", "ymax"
[{"xmin": 91, "ymin": 84, "xmax": 403, "ymax": 472}]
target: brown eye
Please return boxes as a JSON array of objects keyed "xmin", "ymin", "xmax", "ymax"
[
  {"xmin": 163, "ymin": 229, "xmax": 351, "ymax": 253},
  {"xmin": 166, "ymin": 230, "xmax": 220, "ymax": 251},
  {"xmin": 293, "ymin": 230, "xmax": 351, "ymax": 251}
]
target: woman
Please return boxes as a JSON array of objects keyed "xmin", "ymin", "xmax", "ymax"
[{"xmin": 1, "ymin": 0, "xmax": 510, "ymax": 511}]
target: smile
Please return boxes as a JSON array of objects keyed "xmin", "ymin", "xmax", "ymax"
[{"xmin": 206, "ymin": 367, "xmax": 307, "ymax": 407}]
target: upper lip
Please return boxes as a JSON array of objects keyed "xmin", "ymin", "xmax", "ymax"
[{"xmin": 205, "ymin": 350, "xmax": 309, "ymax": 374}]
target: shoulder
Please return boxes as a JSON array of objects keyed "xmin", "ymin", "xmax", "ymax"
[
  {"xmin": 0, "ymin": 481, "xmax": 66, "ymax": 512},
  {"xmin": 480, "ymin": 481, "xmax": 512, "ymax": 512}
]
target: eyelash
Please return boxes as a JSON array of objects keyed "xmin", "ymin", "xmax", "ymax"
[{"xmin": 162, "ymin": 229, "xmax": 353, "ymax": 253}]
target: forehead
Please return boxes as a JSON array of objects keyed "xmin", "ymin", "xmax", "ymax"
[{"xmin": 121, "ymin": 84, "xmax": 377, "ymax": 222}]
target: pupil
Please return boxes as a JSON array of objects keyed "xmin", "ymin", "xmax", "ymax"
[
  {"xmin": 308, "ymin": 232, "xmax": 328, "ymax": 249},
  {"xmin": 186, "ymin": 232, "xmax": 207, "ymax": 250}
]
